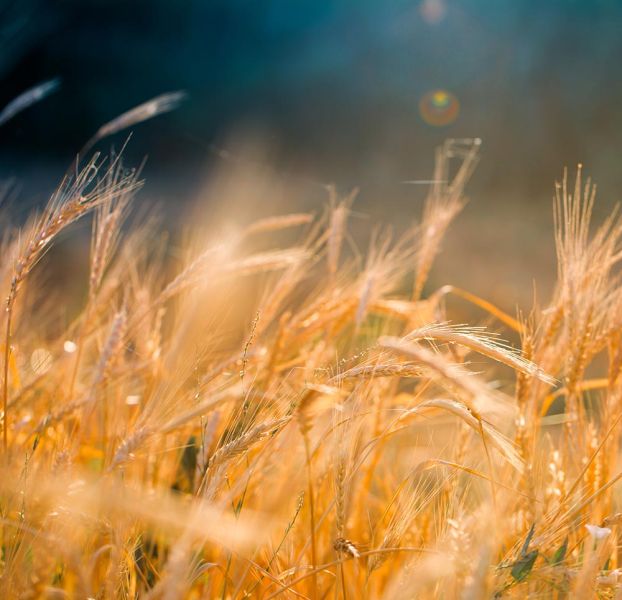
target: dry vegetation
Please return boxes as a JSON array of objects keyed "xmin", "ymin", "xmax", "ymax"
[{"xmin": 2, "ymin": 125, "xmax": 622, "ymax": 599}]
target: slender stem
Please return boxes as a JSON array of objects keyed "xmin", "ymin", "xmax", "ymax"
[
  {"xmin": 2, "ymin": 304, "xmax": 12, "ymax": 455},
  {"xmin": 303, "ymin": 434, "xmax": 318, "ymax": 599},
  {"xmin": 67, "ymin": 301, "xmax": 92, "ymax": 405},
  {"xmin": 339, "ymin": 562, "xmax": 347, "ymax": 600}
]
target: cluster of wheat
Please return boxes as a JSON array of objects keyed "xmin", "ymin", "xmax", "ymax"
[{"xmin": 2, "ymin": 128, "xmax": 622, "ymax": 599}]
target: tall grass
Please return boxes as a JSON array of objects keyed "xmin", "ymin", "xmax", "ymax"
[{"xmin": 1, "ymin": 132, "xmax": 622, "ymax": 598}]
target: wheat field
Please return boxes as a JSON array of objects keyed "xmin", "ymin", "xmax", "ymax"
[{"xmin": 1, "ymin": 124, "xmax": 622, "ymax": 599}]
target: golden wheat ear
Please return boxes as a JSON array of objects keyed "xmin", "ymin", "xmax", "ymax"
[
  {"xmin": 326, "ymin": 185, "xmax": 358, "ymax": 277},
  {"xmin": 79, "ymin": 91, "xmax": 186, "ymax": 157},
  {"xmin": 405, "ymin": 323, "xmax": 556, "ymax": 385},
  {"xmin": 378, "ymin": 335, "xmax": 516, "ymax": 421},
  {"xmin": 413, "ymin": 138, "xmax": 480, "ymax": 300},
  {"xmin": 2, "ymin": 154, "xmax": 140, "ymax": 453}
]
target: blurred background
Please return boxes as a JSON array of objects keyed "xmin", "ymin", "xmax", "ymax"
[{"xmin": 1, "ymin": 0, "xmax": 621, "ymax": 310}]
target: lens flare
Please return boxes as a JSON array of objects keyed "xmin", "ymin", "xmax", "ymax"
[{"xmin": 419, "ymin": 89, "xmax": 460, "ymax": 126}]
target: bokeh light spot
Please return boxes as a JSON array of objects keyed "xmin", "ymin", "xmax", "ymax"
[
  {"xmin": 64, "ymin": 340, "xmax": 77, "ymax": 353},
  {"xmin": 126, "ymin": 394, "xmax": 141, "ymax": 406},
  {"xmin": 419, "ymin": 0, "xmax": 447, "ymax": 25},
  {"xmin": 419, "ymin": 89, "xmax": 460, "ymax": 126}
]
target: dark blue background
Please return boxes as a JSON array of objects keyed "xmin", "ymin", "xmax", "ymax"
[{"xmin": 1, "ymin": 0, "xmax": 621, "ymax": 206}]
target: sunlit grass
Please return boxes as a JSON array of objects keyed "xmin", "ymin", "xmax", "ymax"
[{"xmin": 1, "ymin": 131, "xmax": 621, "ymax": 598}]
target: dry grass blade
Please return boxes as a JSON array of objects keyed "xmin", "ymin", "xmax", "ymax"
[
  {"xmin": 332, "ymin": 362, "xmax": 424, "ymax": 382},
  {"xmin": 378, "ymin": 335, "xmax": 515, "ymax": 419},
  {"xmin": 402, "ymin": 398, "xmax": 524, "ymax": 472},
  {"xmin": 327, "ymin": 187, "xmax": 357, "ymax": 276},
  {"xmin": 93, "ymin": 91, "xmax": 186, "ymax": 143},
  {"xmin": 243, "ymin": 213, "xmax": 314, "ymax": 235},
  {"xmin": 0, "ymin": 78, "xmax": 60, "ymax": 126},
  {"xmin": 226, "ymin": 248, "xmax": 310, "ymax": 276},
  {"xmin": 207, "ymin": 416, "xmax": 291, "ymax": 470},
  {"xmin": 407, "ymin": 323, "xmax": 555, "ymax": 385},
  {"xmin": 413, "ymin": 139, "xmax": 480, "ymax": 300}
]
